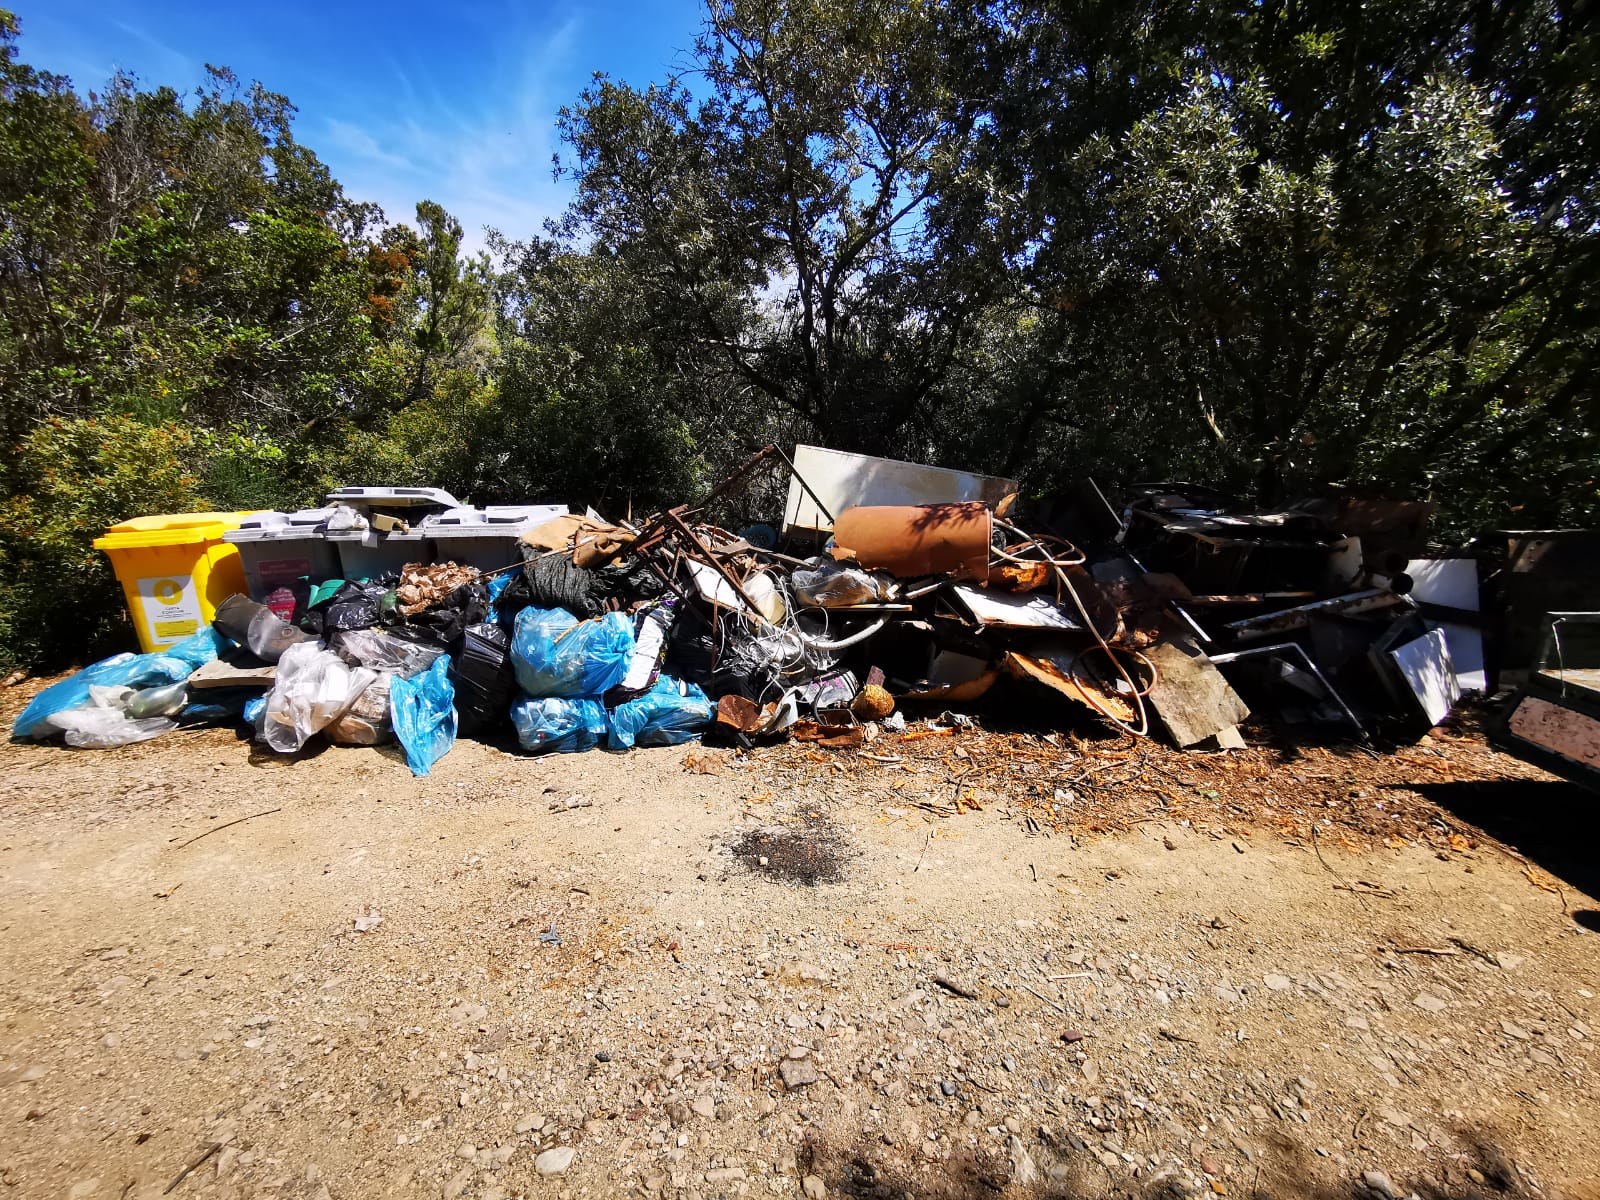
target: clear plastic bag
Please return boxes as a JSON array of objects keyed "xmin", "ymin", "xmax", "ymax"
[
  {"xmin": 259, "ymin": 642, "xmax": 377, "ymax": 754},
  {"xmin": 389, "ymin": 655, "xmax": 456, "ymax": 775},
  {"xmin": 791, "ymin": 559, "xmax": 892, "ymax": 608},
  {"xmin": 333, "ymin": 629, "xmax": 443, "ymax": 679},
  {"xmin": 511, "ymin": 607, "xmax": 634, "ymax": 698},
  {"xmin": 606, "ymin": 675, "xmax": 713, "ymax": 749},
  {"xmin": 327, "ymin": 672, "xmax": 393, "ymax": 745},
  {"xmin": 125, "ymin": 680, "xmax": 190, "ymax": 718},
  {"xmin": 46, "ymin": 707, "xmax": 177, "ymax": 748},
  {"xmin": 511, "ymin": 695, "xmax": 607, "ymax": 754},
  {"xmin": 13, "ymin": 627, "xmax": 227, "ymax": 740}
]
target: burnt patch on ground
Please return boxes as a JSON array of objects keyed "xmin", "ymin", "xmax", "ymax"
[{"xmin": 730, "ymin": 817, "xmax": 850, "ymax": 885}]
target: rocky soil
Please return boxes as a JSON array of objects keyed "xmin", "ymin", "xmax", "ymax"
[{"xmin": 0, "ymin": 691, "xmax": 1596, "ymax": 1200}]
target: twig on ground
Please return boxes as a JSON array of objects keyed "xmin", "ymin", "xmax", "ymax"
[
  {"xmin": 171, "ymin": 808, "xmax": 282, "ymax": 849},
  {"xmin": 1019, "ymin": 981, "xmax": 1070, "ymax": 1016},
  {"xmin": 163, "ymin": 1142, "xmax": 221, "ymax": 1194}
]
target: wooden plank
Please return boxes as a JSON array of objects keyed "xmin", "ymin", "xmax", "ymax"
[
  {"xmin": 188, "ymin": 657, "xmax": 276, "ymax": 690},
  {"xmin": 1145, "ymin": 637, "xmax": 1250, "ymax": 748}
]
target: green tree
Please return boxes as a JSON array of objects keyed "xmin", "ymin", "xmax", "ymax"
[{"xmin": 557, "ymin": 0, "xmax": 993, "ymax": 456}]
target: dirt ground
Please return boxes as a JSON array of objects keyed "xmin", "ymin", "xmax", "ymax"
[{"xmin": 1, "ymin": 687, "xmax": 1597, "ymax": 1200}]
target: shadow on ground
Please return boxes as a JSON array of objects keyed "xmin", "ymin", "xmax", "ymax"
[
  {"xmin": 1403, "ymin": 777, "xmax": 1600, "ymax": 903},
  {"xmin": 797, "ymin": 1123, "xmax": 1528, "ymax": 1199}
]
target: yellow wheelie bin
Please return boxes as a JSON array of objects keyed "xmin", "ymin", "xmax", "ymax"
[{"xmin": 93, "ymin": 512, "xmax": 262, "ymax": 652}]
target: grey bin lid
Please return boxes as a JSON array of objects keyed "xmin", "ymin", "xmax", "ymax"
[
  {"xmin": 224, "ymin": 512, "xmax": 289, "ymax": 543},
  {"xmin": 424, "ymin": 504, "xmax": 568, "ymax": 536},
  {"xmin": 324, "ymin": 486, "xmax": 463, "ymax": 510},
  {"xmin": 224, "ymin": 507, "xmax": 341, "ymax": 543}
]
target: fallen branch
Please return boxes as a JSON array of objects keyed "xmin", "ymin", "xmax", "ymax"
[
  {"xmin": 1391, "ymin": 945, "xmax": 1459, "ymax": 957},
  {"xmin": 171, "ymin": 808, "xmax": 282, "ymax": 850},
  {"xmin": 163, "ymin": 1142, "xmax": 221, "ymax": 1194},
  {"xmin": 1019, "ymin": 981, "xmax": 1071, "ymax": 1016},
  {"xmin": 1449, "ymin": 937, "xmax": 1501, "ymax": 967}
]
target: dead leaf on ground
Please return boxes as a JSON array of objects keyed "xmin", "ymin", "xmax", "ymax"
[{"xmin": 683, "ymin": 748, "xmax": 729, "ymax": 775}]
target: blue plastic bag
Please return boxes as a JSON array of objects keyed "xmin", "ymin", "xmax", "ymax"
[
  {"xmin": 511, "ymin": 694, "xmax": 607, "ymax": 754},
  {"xmin": 12, "ymin": 626, "xmax": 229, "ymax": 740},
  {"xmin": 390, "ymin": 654, "xmax": 457, "ymax": 775},
  {"xmin": 511, "ymin": 606, "xmax": 634, "ymax": 698},
  {"xmin": 606, "ymin": 674, "xmax": 713, "ymax": 749}
]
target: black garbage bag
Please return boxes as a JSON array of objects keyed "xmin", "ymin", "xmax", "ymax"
[
  {"xmin": 317, "ymin": 580, "xmax": 390, "ymax": 634},
  {"xmin": 385, "ymin": 581, "xmax": 489, "ymax": 651},
  {"xmin": 523, "ymin": 552, "xmax": 605, "ymax": 617},
  {"xmin": 595, "ymin": 555, "xmax": 666, "ymax": 606},
  {"xmin": 664, "ymin": 605, "xmax": 778, "ymax": 700},
  {"xmin": 450, "ymin": 622, "xmax": 518, "ymax": 736}
]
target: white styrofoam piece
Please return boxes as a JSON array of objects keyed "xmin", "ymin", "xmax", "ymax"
[
  {"xmin": 1408, "ymin": 558, "xmax": 1479, "ymax": 610},
  {"xmin": 950, "ymin": 584, "xmax": 1082, "ymax": 630},
  {"xmin": 1408, "ymin": 558, "xmax": 1486, "ymax": 691},
  {"xmin": 1390, "ymin": 628, "xmax": 1460, "ymax": 726}
]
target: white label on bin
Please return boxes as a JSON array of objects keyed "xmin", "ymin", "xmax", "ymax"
[{"xmin": 137, "ymin": 574, "xmax": 202, "ymax": 646}]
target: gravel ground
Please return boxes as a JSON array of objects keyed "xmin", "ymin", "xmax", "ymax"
[{"xmin": 0, "ymin": 688, "xmax": 1596, "ymax": 1200}]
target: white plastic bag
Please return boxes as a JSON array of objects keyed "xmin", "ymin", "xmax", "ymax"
[
  {"xmin": 259, "ymin": 642, "xmax": 377, "ymax": 753},
  {"xmin": 39, "ymin": 685, "xmax": 176, "ymax": 748}
]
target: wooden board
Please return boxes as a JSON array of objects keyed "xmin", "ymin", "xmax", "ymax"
[
  {"xmin": 188, "ymin": 657, "xmax": 276, "ymax": 690},
  {"xmin": 1145, "ymin": 637, "xmax": 1250, "ymax": 748}
]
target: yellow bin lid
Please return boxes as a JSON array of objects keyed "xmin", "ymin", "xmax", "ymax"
[{"xmin": 93, "ymin": 511, "xmax": 264, "ymax": 550}]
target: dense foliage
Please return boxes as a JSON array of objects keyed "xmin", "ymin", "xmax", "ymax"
[{"xmin": 0, "ymin": 1, "xmax": 1594, "ymax": 670}]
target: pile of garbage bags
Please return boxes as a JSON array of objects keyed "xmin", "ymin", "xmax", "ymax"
[{"xmin": 13, "ymin": 449, "xmax": 1503, "ymax": 769}]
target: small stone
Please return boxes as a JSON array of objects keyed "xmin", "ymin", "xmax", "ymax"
[
  {"xmin": 595, "ymin": 1051, "xmax": 611, "ymax": 1062},
  {"xmin": 68, "ymin": 1182, "xmax": 100, "ymax": 1199},
  {"xmin": 1500, "ymin": 1019, "xmax": 1531, "ymax": 1040},
  {"xmin": 704, "ymin": 1167, "xmax": 745, "ymax": 1184},
  {"xmin": 786, "ymin": 1045, "xmax": 810, "ymax": 1060},
  {"xmin": 780, "ymin": 1059, "xmax": 820, "ymax": 1088},
  {"xmin": 1009, "ymin": 1135, "xmax": 1038, "ymax": 1186},
  {"xmin": 802, "ymin": 1175, "xmax": 827, "ymax": 1200},
  {"xmin": 442, "ymin": 1167, "xmax": 472, "ymax": 1199},
  {"xmin": 691, "ymin": 1096, "xmax": 717, "ymax": 1119},
  {"xmin": 1263, "ymin": 974, "xmax": 1292, "ymax": 992},
  {"xmin": 1413, "ymin": 993, "xmax": 1448, "ymax": 1013},
  {"xmin": 100, "ymin": 1033, "xmax": 121, "ymax": 1049},
  {"xmin": 457, "ymin": 1143, "xmax": 477, "ymax": 1159},
  {"xmin": 535, "ymin": 1147, "xmax": 575, "ymax": 1177},
  {"xmin": 515, "ymin": 1113, "xmax": 545, "ymax": 1135},
  {"xmin": 1361, "ymin": 1169, "xmax": 1398, "ymax": 1199},
  {"xmin": 939, "ymin": 1080, "xmax": 957, "ymax": 1097}
]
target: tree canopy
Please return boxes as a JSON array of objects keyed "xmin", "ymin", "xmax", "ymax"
[{"xmin": 0, "ymin": 0, "xmax": 1595, "ymax": 669}]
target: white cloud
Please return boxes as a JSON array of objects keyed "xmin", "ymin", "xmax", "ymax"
[{"xmin": 318, "ymin": 12, "xmax": 584, "ymax": 255}]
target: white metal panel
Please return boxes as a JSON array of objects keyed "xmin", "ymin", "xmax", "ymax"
[{"xmin": 783, "ymin": 444, "xmax": 1018, "ymax": 535}]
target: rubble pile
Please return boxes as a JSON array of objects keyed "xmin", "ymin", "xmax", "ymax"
[{"xmin": 9, "ymin": 447, "xmax": 1500, "ymax": 771}]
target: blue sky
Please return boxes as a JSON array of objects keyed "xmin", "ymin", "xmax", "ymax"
[{"xmin": 14, "ymin": 0, "xmax": 707, "ymax": 251}]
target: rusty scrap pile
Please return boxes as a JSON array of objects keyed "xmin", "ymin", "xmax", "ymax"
[{"xmin": 528, "ymin": 451, "xmax": 1472, "ymax": 754}]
